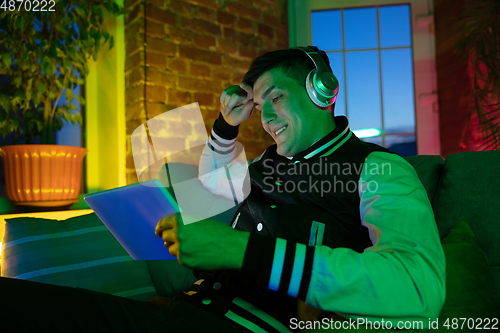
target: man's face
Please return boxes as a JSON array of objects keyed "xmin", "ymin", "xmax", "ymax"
[{"xmin": 253, "ymin": 68, "xmax": 329, "ymax": 157}]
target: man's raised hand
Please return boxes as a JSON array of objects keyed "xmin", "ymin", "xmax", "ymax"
[{"xmin": 219, "ymin": 83, "xmax": 255, "ymax": 126}]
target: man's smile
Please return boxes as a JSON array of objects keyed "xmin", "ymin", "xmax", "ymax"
[{"xmin": 274, "ymin": 125, "xmax": 288, "ymax": 137}]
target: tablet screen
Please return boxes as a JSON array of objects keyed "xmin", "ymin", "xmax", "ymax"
[{"xmin": 85, "ymin": 179, "xmax": 179, "ymax": 260}]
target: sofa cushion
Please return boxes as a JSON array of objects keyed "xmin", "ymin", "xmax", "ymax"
[
  {"xmin": 1, "ymin": 213, "xmax": 157, "ymax": 301},
  {"xmin": 439, "ymin": 221, "xmax": 500, "ymax": 320},
  {"xmin": 433, "ymin": 151, "xmax": 500, "ymax": 291},
  {"xmin": 403, "ymin": 155, "xmax": 444, "ymax": 206},
  {"xmin": 146, "ymin": 260, "xmax": 196, "ymax": 298}
]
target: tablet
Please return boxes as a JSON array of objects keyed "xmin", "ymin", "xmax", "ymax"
[{"xmin": 84, "ymin": 179, "xmax": 178, "ymax": 260}]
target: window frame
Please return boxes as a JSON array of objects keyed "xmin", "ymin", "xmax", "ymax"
[{"xmin": 289, "ymin": 0, "xmax": 440, "ymax": 155}]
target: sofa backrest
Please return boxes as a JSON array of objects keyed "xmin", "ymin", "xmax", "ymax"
[
  {"xmin": 432, "ymin": 151, "xmax": 500, "ymax": 292},
  {"xmin": 404, "ymin": 155, "xmax": 445, "ymax": 207}
]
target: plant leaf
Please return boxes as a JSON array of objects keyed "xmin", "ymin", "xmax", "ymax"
[
  {"xmin": 2, "ymin": 54, "xmax": 12, "ymax": 68},
  {"xmin": 16, "ymin": 16, "xmax": 25, "ymax": 30},
  {"xmin": 33, "ymin": 92, "xmax": 41, "ymax": 107},
  {"xmin": 40, "ymin": 59, "xmax": 49, "ymax": 76},
  {"xmin": 54, "ymin": 117, "xmax": 64, "ymax": 131},
  {"xmin": 55, "ymin": 79, "xmax": 63, "ymax": 89},
  {"xmin": 56, "ymin": 48, "xmax": 66, "ymax": 58},
  {"xmin": 66, "ymin": 88, "xmax": 74, "ymax": 102},
  {"xmin": 37, "ymin": 82, "xmax": 46, "ymax": 92},
  {"xmin": 49, "ymin": 62, "xmax": 56, "ymax": 76},
  {"xmin": 12, "ymin": 76, "xmax": 22, "ymax": 88},
  {"xmin": 0, "ymin": 94, "xmax": 10, "ymax": 113},
  {"xmin": 76, "ymin": 113, "xmax": 83, "ymax": 124},
  {"xmin": 76, "ymin": 95, "xmax": 86, "ymax": 106},
  {"xmin": 74, "ymin": 7, "xmax": 86, "ymax": 18}
]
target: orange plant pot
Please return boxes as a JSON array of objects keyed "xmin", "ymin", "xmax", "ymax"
[{"xmin": 0, "ymin": 144, "xmax": 87, "ymax": 207}]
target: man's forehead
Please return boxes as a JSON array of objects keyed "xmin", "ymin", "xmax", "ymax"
[{"xmin": 254, "ymin": 69, "xmax": 295, "ymax": 97}]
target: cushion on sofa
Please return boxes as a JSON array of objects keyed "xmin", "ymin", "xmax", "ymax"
[
  {"xmin": 1, "ymin": 213, "xmax": 157, "ymax": 301},
  {"xmin": 439, "ymin": 221, "xmax": 500, "ymax": 320},
  {"xmin": 433, "ymin": 151, "xmax": 500, "ymax": 291},
  {"xmin": 403, "ymin": 155, "xmax": 444, "ymax": 206}
]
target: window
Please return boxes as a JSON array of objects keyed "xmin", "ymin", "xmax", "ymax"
[
  {"xmin": 289, "ymin": 0, "xmax": 440, "ymax": 155},
  {"xmin": 311, "ymin": 5, "xmax": 415, "ymax": 155}
]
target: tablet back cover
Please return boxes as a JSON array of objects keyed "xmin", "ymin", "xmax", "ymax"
[{"xmin": 85, "ymin": 179, "xmax": 178, "ymax": 260}]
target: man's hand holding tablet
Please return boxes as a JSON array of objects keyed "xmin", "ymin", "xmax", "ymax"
[{"xmin": 155, "ymin": 213, "xmax": 250, "ymax": 271}]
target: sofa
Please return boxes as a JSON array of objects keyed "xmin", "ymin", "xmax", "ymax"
[{"xmin": 1, "ymin": 151, "xmax": 499, "ymax": 332}]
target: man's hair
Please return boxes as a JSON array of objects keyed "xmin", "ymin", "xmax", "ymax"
[{"xmin": 242, "ymin": 46, "xmax": 333, "ymax": 88}]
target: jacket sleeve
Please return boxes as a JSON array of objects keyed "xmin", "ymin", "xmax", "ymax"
[
  {"xmin": 198, "ymin": 113, "xmax": 252, "ymax": 203},
  {"xmin": 240, "ymin": 151, "xmax": 446, "ymax": 328}
]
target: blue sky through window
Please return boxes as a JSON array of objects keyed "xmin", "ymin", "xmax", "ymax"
[
  {"xmin": 311, "ymin": 4, "xmax": 415, "ymax": 155},
  {"xmin": 379, "ymin": 5, "xmax": 412, "ymax": 47},
  {"xmin": 344, "ymin": 7, "xmax": 378, "ymax": 49},
  {"xmin": 311, "ymin": 10, "xmax": 342, "ymax": 51},
  {"xmin": 345, "ymin": 50, "xmax": 382, "ymax": 131},
  {"xmin": 381, "ymin": 48, "xmax": 415, "ymax": 133}
]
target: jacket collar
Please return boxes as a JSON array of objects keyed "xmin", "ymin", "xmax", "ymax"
[{"xmin": 289, "ymin": 116, "xmax": 353, "ymax": 163}]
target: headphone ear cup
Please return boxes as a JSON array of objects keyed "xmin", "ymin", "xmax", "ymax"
[
  {"xmin": 305, "ymin": 69, "xmax": 320, "ymax": 107},
  {"xmin": 305, "ymin": 69, "xmax": 331, "ymax": 107}
]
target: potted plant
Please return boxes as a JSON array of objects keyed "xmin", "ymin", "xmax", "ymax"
[
  {"xmin": 457, "ymin": 0, "xmax": 500, "ymax": 151},
  {"xmin": 0, "ymin": 0, "xmax": 123, "ymax": 207}
]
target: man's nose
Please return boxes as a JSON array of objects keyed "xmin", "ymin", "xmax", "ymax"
[{"xmin": 261, "ymin": 103, "xmax": 276, "ymax": 125}]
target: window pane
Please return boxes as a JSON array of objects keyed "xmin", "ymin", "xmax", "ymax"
[
  {"xmin": 385, "ymin": 135, "xmax": 416, "ymax": 156},
  {"xmin": 381, "ymin": 48, "xmax": 415, "ymax": 134},
  {"xmin": 361, "ymin": 136, "xmax": 383, "ymax": 146},
  {"xmin": 311, "ymin": 10, "xmax": 343, "ymax": 51},
  {"xmin": 345, "ymin": 50, "xmax": 381, "ymax": 132},
  {"xmin": 344, "ymin": 7, "xmax": 378, "ymax": 50},
  {"xmin": 56, "ymin": 70, "xmax": 82, "ymax": 147},
  {"xmin": 379, "ymin": 5, "xmax": 412, "ymax": 48},
  {"xmin": 327, "ymin": 52, "xmax": 345, "ymax": 116}
]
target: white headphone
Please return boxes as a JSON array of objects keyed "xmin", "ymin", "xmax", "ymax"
[{"xmin": 296, "ymin": 47, "xmax": 339, "ymax": 107}]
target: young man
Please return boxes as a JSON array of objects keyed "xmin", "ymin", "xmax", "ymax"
[
  {"xmin": 2, "ymin": 46, "xmax": 445, "ymax": 333},
  {"xmin": 156, "ymin": 46, "xmax": 446, "ymax": 331}
]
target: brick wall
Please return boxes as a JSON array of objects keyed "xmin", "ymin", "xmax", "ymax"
[{"xmin": 124, "ymin": 0, "xmax": 287, "ymax": 184}]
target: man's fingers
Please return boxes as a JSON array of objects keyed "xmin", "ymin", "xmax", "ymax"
[
  {"xmin": 221, "ymin": 85, "xmax": 248, "ymax": 108},
  {"xmin": 239, "ymin": 83, "xmax": 253, "ymax": 100},
  {"xmin": 155, "ymin": 214, "xmax": 177, "ymax": 237},
  {"xmin": 162, "ymin": 229, "xmax": 178, "ymax": 244},
  {"xmin": 168, "ymin": 242, "xmax": 179, "ymax": 257},
  {"xmin": 240, "ymin": 100, "xmax": 255, "ymax": 118},
  {"xmin": 226, "ymin": 93, "xmax": 245, "ymax": 113},
  {"xmin": 220, "ymin": 90, "xmax": 227, "ymax": 104},
  {"xmin": 223, "ymin": 93, "xmax": 230, "ymax": 108}
]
